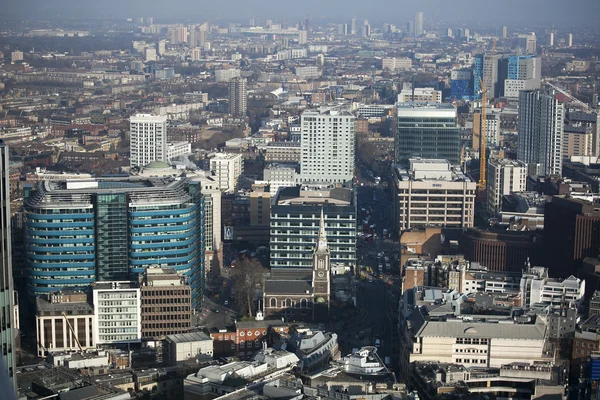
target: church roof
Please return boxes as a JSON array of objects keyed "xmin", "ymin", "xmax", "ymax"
[{"xmin": 264, "ymin": 280, "xmax": 313, "ymax": 295}]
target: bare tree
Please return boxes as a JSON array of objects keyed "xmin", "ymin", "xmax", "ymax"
[{"xmin": 230, "ymin": 257, "xmax": 267, "ymax": 317}]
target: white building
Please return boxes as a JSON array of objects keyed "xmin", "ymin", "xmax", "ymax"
[
  {"xmin": 295, "ymin": 66, "xmax": 321, "ymax": 80},
  {"xmin": 410, "ymin": 318, "xmax": 548, "ymax": 368},
  {"xmin": 262, "ymin": 163, "xmax": 298, "ymax": 194},
  {"xmin": 92, "ymin": 282, "xmax": 141, "ymax": 345},
  {"xmin": 36, "ymin": 293, "xmax": 95, "ymax": 357},
  {"xmin": 487, "ymin": 159, "xmax": 528, "ymax": 215},
  {"xmin": 299, "ymin": 109, "xmax": 355, "ymax": 184},
  {"xmin": 504, "ymin": 57, "xmax": 541, "ymax": 98},
  {"xmin": 382, "ymin": 57, "xmax": 412, "ymax": 72},
  {"xmin": 166, "ymin": 332, "xmax": 214, "ymax": 365},
  {"xmin": 354, "ymin": 104, "xmax": 394, "ymax": 118},
  {"xmin": 209, "ymin": 153, "xmax": 244, "ymax": 193},
  {"xmin": 392, "ymin": 159, "xmax": 476, "ymax": 231},
  {"xmin": 520, "ymin": 267, "xmax": 585, "ymax": 308},
  {"xmin": 166, "ymin": 141, "xmax": 192, "ymax": 160},
  {"xmin": 337, "ymin": 347, "xmax": 386, "ymax": 374},
  {"xmin": 215, "ymin": 69, "xmax": 241, "ymax": 83},
  {"xmin": 398, "ymin": 86, "xmax": 442, "ymax": 103},
  {"xmin": 144, "ymin": 47, "xmax": 157, "ymax": 62},
  {"xmin": 129, "ymin": 114, "xmax": 168, "ymax": 168},
  {"xmin": 154, "ymin": 103, "xmax": 206, "ymax": 120}
]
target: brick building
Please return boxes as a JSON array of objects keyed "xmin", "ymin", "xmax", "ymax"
[{"xmin": 140, "ymin": 268, "xmax": 192, "ymax": 341}]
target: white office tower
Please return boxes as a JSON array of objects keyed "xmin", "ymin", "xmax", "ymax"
[
  {"xmin": 415, "ymin": 12, "xmax": 424, "ymax": 36},
  {"xmin": 129, "ymin": 114, "xmax": 168, "ymax": 168},
  {"xmin": 487, "ymin": 159, "xmax": 528, "ymax": 215},
  {"xmin": 567, "ymin": 33, "xmax": 573, "ymax": 47},
  {"xmin": 517, "ymin": 90, "xmax": 564, "ymax": 176},
  {"xmin": 228, "ymin": 77, "xmax": 247, "ymax": 117},
  {"xmin": 299, "ymin": 109, "xmax": 355, "ymax": 184}
]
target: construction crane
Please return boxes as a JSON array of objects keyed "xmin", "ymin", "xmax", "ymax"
[
  {"xmin": 477, "ymin": 39, "xmax": 497, "ymax": 196},
  {"xmin": 63, "ymin": 312, "xmax": 83, "ymax": 352}
]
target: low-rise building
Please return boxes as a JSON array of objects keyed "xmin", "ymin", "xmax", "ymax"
[
  {"xmin": 409, "ymin": 317, "xmax": 549, "ymax": 368},
  {"xmin": 165, "ymin": 331, "xmax": 214, "ymax": 365},
  {"xmin": 265, "ymin": 142, "xmax": 301, "ymax": 163},
  {"xmin": 36, "ymin": 291, "xmax": 95, "ymax": 357}
]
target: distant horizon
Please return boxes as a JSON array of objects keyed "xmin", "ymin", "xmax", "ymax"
[{"xmin": 1, "ymin": 0, "xmax": 599, "ymax": 27}]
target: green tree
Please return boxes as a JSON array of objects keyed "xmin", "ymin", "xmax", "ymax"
[{"xmin": 230, "ymin": 257, "xmax": 267, "ymax": 317}]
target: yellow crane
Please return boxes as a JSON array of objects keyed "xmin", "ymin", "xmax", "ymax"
[{"xmin": 477, "ymin": 39, "xmax": 497, "ymax": 195}]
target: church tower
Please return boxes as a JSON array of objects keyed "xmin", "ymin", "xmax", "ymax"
[{"xmin": 312, "ymin": 208, "xmax": 330, "ymax": 320}]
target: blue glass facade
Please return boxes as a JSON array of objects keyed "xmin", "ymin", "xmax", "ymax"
[
  {"xmin": 507, "ymin": 55, "xmax": 535, "ymax": 80},
  {"xmin": 450, "ymin": 80, "xmax": 473, "ymax": 101},
  {"xmin": 24, "ymin": 178, "xmax": 205, "ymax": 306},
  {"xmin": 473, "ymin": 55, "xmax": 483, "ymax": 100}
]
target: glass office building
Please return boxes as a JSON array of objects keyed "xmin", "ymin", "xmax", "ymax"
[
  {"xmin": 270, "ymin": 186, "xmax": 356, "ymax": 269},
  {"xmin": 24, "ymin": 176, "xmax": 205, "ymax": 307},
  {"xmin": 395, "ymin": 103, "xmax": 461, "ymax": 165},
  {"xmin": 0, "ymin": 140, "xmax": 17, "ymax": 392}
]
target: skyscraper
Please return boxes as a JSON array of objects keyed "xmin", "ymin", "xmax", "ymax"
[
  {"xmin": 351, "ymin": 18, "xmax": 357, "ymax": 35},
  {"xmin": 299, "ymin": 109, "xmax": 356, "ymax": 184},
  {"xmin": 415, "ymin": 12, "xmax": 424, "ymax": 36},
  {"xmin": 228, "ymin": 77, "xmax": 247, "ymax": 117},
  {"xmin": 567, "ymin": 33, "xmax": 573, "ymax": 47},
  {"xmin": 24, "ymin": 176, "xmax": 206, "ymax": 308},
  {"xmin": 517, "ymin": 90, "xmax": 564, "ymax": 176},
  {"xmin": 0, "ymin": 140, "xmax": 16, "ymax": 392},
  {"xmin": 129, "ymin": 114, "xmax": 168, "ymax": 168},
  {"xmin": 395, "ymin": 103, "xmax": 461, "ymax": 165},
  {"xmin": 502, "ymin": 25, "xmax": 508, "ymax": 39}
]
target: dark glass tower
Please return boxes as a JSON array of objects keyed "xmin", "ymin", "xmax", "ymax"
[{"xmin": 0, "ymin": 140, "xmax": 16, "ymax": 392}]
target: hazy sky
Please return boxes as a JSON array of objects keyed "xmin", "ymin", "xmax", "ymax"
[{"xmin": 1, "ymin": 0, "xmax": 599, "ymax": 25}]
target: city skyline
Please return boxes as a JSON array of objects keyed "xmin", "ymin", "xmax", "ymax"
[{"xmin": 1, "ymin": 0, "xmax": 599, "ymax": 25}]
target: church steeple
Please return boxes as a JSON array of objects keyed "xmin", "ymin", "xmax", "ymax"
[{"xmin": 316, "ymin": 207, "xmax": 328, "ymax": 251}]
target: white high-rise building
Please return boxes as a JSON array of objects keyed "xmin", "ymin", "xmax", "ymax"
[
  {"xmin": 517, "ymin": 90, "xmax": 564, "ymax": 176},
  {"xmin": 92, "ymin": 282, "xmax": 141, "ymax": 345},
  {"xmin": 299, "ymin": 109, "xmax": 356, "ymax": 184},
  {"xmin": 209, "ymin": 153, "xmax": 244, "ymax": 193},
  {"xmin": 487, "ymin": 159, "xmax": 528, "ymax": 215},
  {"xmin": 566, "ymin": 33, "xmax": 573, "ymax": 47},
  {"xmin": 415, "ymin": 12, "xmax": 424, "ymax": 36},
  {"xmin": 129, "ymin": 114, "xmax": 168, "ymax": 168}
]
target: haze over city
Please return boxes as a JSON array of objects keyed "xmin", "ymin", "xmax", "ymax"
[
  {"xmin": 0, "ymin": 1, "xmax": 600, "ymax": 400},
  {"xmin": 0, "ymin": 0, "xmax": 599, "ymax": 25}
]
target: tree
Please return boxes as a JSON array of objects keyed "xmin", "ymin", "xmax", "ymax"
[{"xmin": 230, "ymin": 257, "xmax": 267, "ymax": 317}]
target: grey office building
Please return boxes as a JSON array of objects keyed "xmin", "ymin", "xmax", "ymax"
[
  {"xmin": 395, "ymin": 103, "xmax": 461, "ymax": 165},
  {"xmin": 0, "ymin": 140, "xmax": 16, "ymax": 392},
  {"xmin": 270, "ymin": 185, "xmax": 356, "ymax": 269},
  {"xmin": 517, "ymin": 90, "xmax": 564, "ymax": 176}
]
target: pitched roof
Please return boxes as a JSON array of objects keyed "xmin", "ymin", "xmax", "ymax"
[
  {"xmin": 416, "ymin": 319, "xmax": 546, "ymax": 340},
  {"xmin": 264, "ymin": 280, "xmax": 312, "ymax": 295}
]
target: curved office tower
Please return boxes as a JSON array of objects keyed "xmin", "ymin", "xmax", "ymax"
[{"xmin": 24, "ymin": 176, "xmax": 205, "ymax": 306}]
